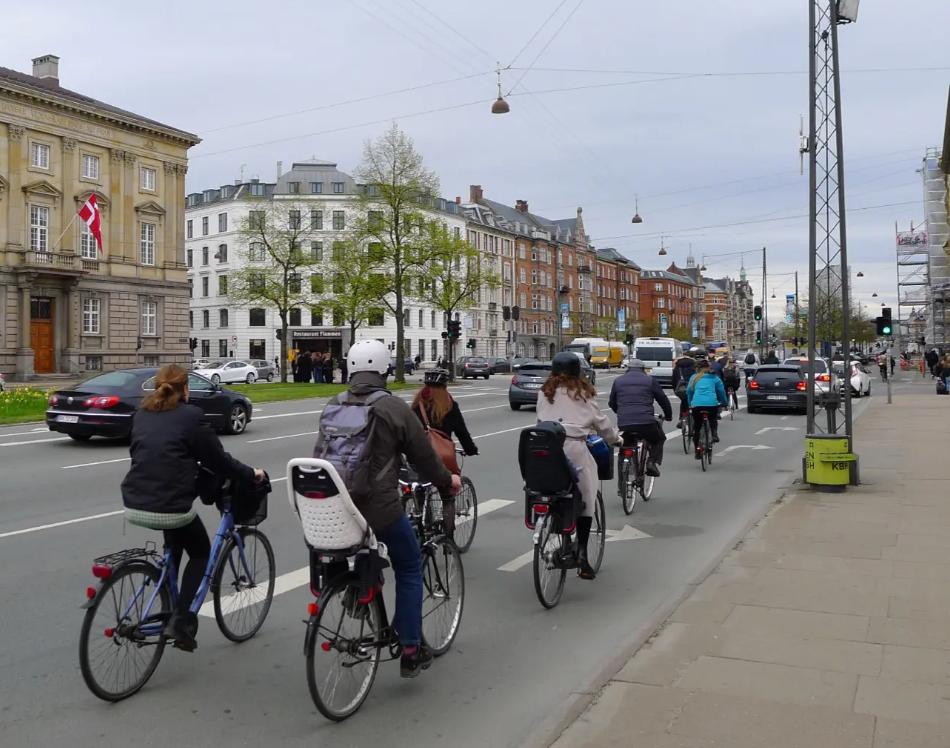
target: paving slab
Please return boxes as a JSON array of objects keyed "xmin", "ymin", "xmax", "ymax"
[{"xmin": 722, "ymin": 604, "xmax": 870, "ymax": 642}]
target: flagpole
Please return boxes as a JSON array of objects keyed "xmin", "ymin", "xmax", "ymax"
[{"xmin": 51, "ymin": 211, "xmax": 79, "ymax": 253}]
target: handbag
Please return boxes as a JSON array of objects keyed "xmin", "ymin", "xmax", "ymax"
[{"xmin": 418, "ymin": 405, "xmax": 460, "ymax": 474}]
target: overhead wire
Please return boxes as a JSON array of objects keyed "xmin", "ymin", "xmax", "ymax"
[
  {"xmin": 508, "ymin": 65, "xmax": 950, "ymax": 77},
  {"xmin": 505, "ymin": 0, "xmax": 585, "ymax": 97},
  {"xmin": 506, "ymin": 0, "xmax": 572, "ymax": 69}
]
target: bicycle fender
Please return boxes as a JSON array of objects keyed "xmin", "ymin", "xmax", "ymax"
[{"xmin": 303, "ymin": 614, "xmax": 317, "ymax": 657}]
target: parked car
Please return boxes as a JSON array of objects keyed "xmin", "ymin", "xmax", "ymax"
[
  {"xmin": 508, "ymin": 358, "xmax": 596, "ymax": 410},
  {"xmin": 487, "ymin": 357, "xmax": 512, "ymax": 374},
  {"xmin": 46, "ymin": 368, "xmax": 253, "ymax": 440},
  {"xmin": 249, "ymin": 359, "xmax": 277, "ymax": 383},
  {"xmin": 510, "ymin": 357, "xmax": 539, "ymax": 371},
  {"xmin": 832, "ymin": 360, "xmax": 871, "ymax": 397},
  {"xmin": 193, "ymin": 360, "xmax": 259, "ymax": 385},
  {"xmin": 457, "ymin": 356, "xmax": 491, "ymax": 379},
  {"xmin": 746, "ymin": 364, "xmax": 808, "ymax": 414},
  {"xmin": 387, "ymin": 358, "xmax": 415, "ymax": 376},
  {"xmin": 192, "ymin": 358, "xmax": 213, "ymax": 370}
]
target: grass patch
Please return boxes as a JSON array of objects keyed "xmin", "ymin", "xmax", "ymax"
[
  {"xmin": 0, "ymin": 387, "xmax": 50, "ymax": 425},
  {"xmin": 228, "ymin": 380, "xmax": 415, "ymax": 403}
]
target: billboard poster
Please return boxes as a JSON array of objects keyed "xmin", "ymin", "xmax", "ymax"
[
  {"xmin": 660, "ymin": 313, "xmax": 669, "ymax": 336},
  {"xmin": 561, "ymin": 314, "xmax": 570, "ymax": 329},
  {"xmin": 896, "ymin": 229, "xmax": 928, "ymax": 247},
  {"xmin": 616, "ymin": 308, "xmax": 626, "ymax": 332},
  {"xmin": 785, "ymin": 293, "xmax": 795, "ymax": 324}
]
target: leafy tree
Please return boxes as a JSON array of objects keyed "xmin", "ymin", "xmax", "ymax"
[
  {"xmin": 317, "ymin": 237, "xmax": 389, "ymax": 349},
  {"xmin": 227, "ymin": 200, "xmax": 319, "ymax": 382}
]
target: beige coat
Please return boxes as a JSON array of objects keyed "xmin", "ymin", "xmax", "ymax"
[{"xmin": 537, "ymin": 385, "xmax": 620, "ymax": 517}]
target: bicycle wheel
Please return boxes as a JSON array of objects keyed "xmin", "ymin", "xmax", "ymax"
[
  {"xmin": 532, "ymin": 514, "xmax": 566, "ymax": 609},
  {"xmin": 452, "ymin": 476, "xmax": 478, "ymax": 554},
  {"xmin": 681, "ymin": 418, "xmax": 690, "ymax": 454},
  {"xmin": 421, "ymin": 540, "xmax": 464, "ymax": 655},
  {"xmin": 589, "ymin": 490, "xmax": 607, "ymax": 574},
  {"xmin": 705, "ymin": 422, "xmax": 714, "ymax": 465},
  {"xmin": 306, "ymin": 582, "xmax": 384, "ymax": 721},
  {"xmin": 640, "ymin": 469, "xmax": 656, "ymax": 501},
  {"xmin": 212, "ymin": 528, "xmax": 276, "ymax": 642},
  {"xmin": 79, "ymin": 561, "xmax": 170, "ymax": 702},
  {"xmin": 619, "ymin": 458, "xmax": 636, "ymax": 515}
]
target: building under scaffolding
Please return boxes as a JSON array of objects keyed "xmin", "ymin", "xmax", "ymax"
[
  {"xmin": 896, "ymin": 223, "xmax": 929, "ymax": 348},
  {"xmin": 923, "ymin": 146, "xmax": 949, "ymax": 344}
]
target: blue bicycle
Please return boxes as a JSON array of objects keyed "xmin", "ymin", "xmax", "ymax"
[{"xmin": 78, "ymin": 488, "xmax": 275, "ymax": 701}]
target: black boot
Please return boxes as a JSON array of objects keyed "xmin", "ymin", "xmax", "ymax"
[
  {"xmin": 164, "ymin": 610, "xmax": 198, "ymax": 652},
  {"xmin": 576, "ymin": 516, "xmax": 595, "ymax": 580}
]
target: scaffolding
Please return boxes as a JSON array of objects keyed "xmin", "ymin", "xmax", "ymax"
[
  {"xmin": 923, "ymin": 147, "xmax": 949, "ymax": 344},
  {"xmin": 896, "ymin": 222, "xmax": 930, "ymax": 349}
]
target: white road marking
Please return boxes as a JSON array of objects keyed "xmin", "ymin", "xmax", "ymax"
[
  {"xmin": 497, "ymin": 550, "xmax": 534, "ymax": 573},
  {"xmin": 754, "ymin": 426, "xmax": 800, "ymax": 435},
  {"xmin": 0, "ymin": 428, "xmax": 52, "ymax": 437},
  {"xmin": 498, "ymin": 524, "xmax": 651, "ymax": 572},
  {"xmin": 253, "ymin": 409, "xmax": 323, "ymax": 421},
  {"xmin": 718, "ymin": 444, "xmax": 774, "ymax": 457},
  {"xmin": 247, "ymin": 431, "xmax": 318, "ymax": 444},
  {"xmin": 0, "ymin": 510, "xmax": 123, "ymax": 540},
  {"xmin": 200, "ymin": 497, "xmax": 514, "ymax": 618},
  {"xmin": 780, "ymin": 415, "xmax": 790, "ymax": 421},
  {"xmin": 62, "ymin": 457, "xmax": 131, "ymax": 470},
  {"xmin": 0, "ymin": 436, "xmax": 70, "ymax": 447},
  {"xmin": 463, "ymin": 404, "xmax": 510, "ymax": 413},
  {"xmin": 472, "ymin": 425, "xmax": 530, "ymax": 440}
]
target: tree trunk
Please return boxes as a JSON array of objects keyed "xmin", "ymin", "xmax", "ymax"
[
  {"xmin": 279, "ymin": 316, "xmax": 289, "ymax": 383},
  {"xmin": 394, "ymin": 283, "xmax": 405, "ymax": 384}
]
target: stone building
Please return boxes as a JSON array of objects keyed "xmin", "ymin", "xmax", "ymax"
[{"xmin": 0, "ymin": 55, "xmax": 199, "ymax": 379}]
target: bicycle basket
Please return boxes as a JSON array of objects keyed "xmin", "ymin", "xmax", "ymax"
[{"xmin": 229, "ymin": 472, "xmax": 271, "ymax": 526}]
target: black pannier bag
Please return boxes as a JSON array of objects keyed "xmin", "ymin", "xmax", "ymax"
[{"xmin": 518, "ymin": 421, "xmax": 581, "ymax": 530}]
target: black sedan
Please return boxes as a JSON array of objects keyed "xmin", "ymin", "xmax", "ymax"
[
  {"xmin": 487, "ymin": 357, "xmax": 512, "ymax": 374},
  {"xmin": 457, "ymin": 356, "xmax": 491, "ymax": 379},
  {"xmin": 46, "ymin": 368, "xmax": 253, "ymax": 441},
  {"xmin": 745, "ymin": 365, "xmax": 807, "ymax": 414},
  {"xmin": 508, "ymin": 359, "xmax": 596, "ymax": 410}
]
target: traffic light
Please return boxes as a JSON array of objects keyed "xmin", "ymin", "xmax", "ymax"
[
  {"xmin": 875, "ymin": 316, "xmax": 893, "ymax": 336},
  {"xmin": 624, "ymin": 334, "xmax": 634, "ymax": 345},
  {"xmin": 511, "ymin": 305, "xmax": 520, "ymax": 321},
  {"xmin": 467, "ymin": 338, "xmax": 476, "ymax": 350},
  {"xmin": 502, "ymin": 305, "xmax": 511, "ymax": 321},
  {"xmin": 753, "ymin": 305, "xmax": 762, "ymax": 321},
  {"xmin": 189, "ymin": 337, "xmax": 198, "ymax": 351},
  {"xmin": 275, "ymin": 328, "xmax": 283, "ymax": 341},
  {"xmin": 756, "ymin": 330, "xmax": 762, "ymax": 344},
  {"xmin": 447, "ymin": 319, "xmax": 461, "ymax": 340}
]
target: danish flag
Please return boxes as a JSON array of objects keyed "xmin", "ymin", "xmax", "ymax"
[{"xmin": 78, "ymin": 194, "xmax": 102, "ymax": 252}]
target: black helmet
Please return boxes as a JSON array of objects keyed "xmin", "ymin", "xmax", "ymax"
[
  {"xmin": 551, "ymin": 352, "xmax": 581, "ymax": 378},
  {"xmin": 424, "ymin": 368, "xmax": 450, "ymax": 386}
]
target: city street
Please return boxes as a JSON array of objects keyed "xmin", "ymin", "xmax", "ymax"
[{"xmin": 0, "ymin": 372, "xmax": 877, "ymax": 747}]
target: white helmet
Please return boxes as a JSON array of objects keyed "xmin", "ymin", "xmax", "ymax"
[{"xmin": 347, "ymin": 339, "xmax": 390, "ymax": 375}]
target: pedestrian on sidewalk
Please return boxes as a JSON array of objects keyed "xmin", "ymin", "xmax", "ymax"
[
  {"xmin": 323, "ymin": 354, "xmax": 334, "ymax": 384},
  {"xmin": 297, "ymin": 350, "xmax": 312, "ymax": 383},
  {"xmin": 340, "ymin": 353, "xmax": 348, "ymax": 384},
  {"xmin": 311, "ymin": 351, "xmax": 323, "ymax": 384}
]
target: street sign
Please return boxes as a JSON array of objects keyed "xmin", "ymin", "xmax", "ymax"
[
  {"xmin": 660, "ymin": 314, "xmax": 668, "ymax": 336},
  {"xmin": 560, "ymin": 302, "xmax": 569, "ymax": 315},
  {"xmin": 616, "ymin": 308, "xmax": 626, "ymax": 332},
  {"xmin": 561, "ymin": 314, "xmax": 570, "ymax": 329}
]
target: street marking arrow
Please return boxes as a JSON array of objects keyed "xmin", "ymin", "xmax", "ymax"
[
  {"xmin": 498, "ymin": 524, "xmax": 650, "ymax": 572},
  {"xmin": 718, "ymin": 444, "xmax": 774, "ymax": 457},
  {"xmin": 754, "ymin": 426, "xmax": 800, "ymax": 435}
]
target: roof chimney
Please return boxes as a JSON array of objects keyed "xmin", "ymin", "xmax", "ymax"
[
  {"xmin": 515, "ymin": 199, "xmax": 529, "ymax": 213},
  {"xmin": 32, "ymin": 54, "xmax": 59, "ymax": 83},
  {"xmin": 455, "ymin": 196, "xmax": 461, "ymax": 204},
  {"xmin": 469, "ymin": 184, "xmax": 483, "ymax": 203}
]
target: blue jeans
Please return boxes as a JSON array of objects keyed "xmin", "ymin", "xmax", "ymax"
[{"xmin": 375, "ymin": 514, "xmax": 422, "ymax": 647}]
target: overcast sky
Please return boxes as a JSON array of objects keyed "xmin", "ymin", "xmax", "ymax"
[{"xmin": 5, "ymin": 0, "xmax": 949, "ymax": 322}]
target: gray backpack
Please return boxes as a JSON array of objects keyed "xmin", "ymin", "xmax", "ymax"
[{"xmin": 314, "ymin": 390, "xmax": 390, "ymax": 495}]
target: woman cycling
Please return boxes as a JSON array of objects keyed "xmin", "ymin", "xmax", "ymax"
[
  {"xmin": 686, "ymin": 358, "xmax": 728, "ymax": 458},
  {"xmin": 410, "ymin": 369, "xmax": 479, "ymax": 458},
  {"xmin": 722, "ymin": 359, "xmax": 742, "ymax": 411},
  {"xmin": 120, "ymin": 364, "xmax": 264, "ymax": 652},
  {"xmin": 537, "ymin": 353, "xmax": 620, "ymax": 580}
]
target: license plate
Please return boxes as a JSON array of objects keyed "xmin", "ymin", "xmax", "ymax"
[
  {"xmin": 57, "ymin": 414, "xmax": 80, "ymax": 423},
  {"xmin": 766, "ymin": 395, "xmax": 788, "ymax": 401},
  {"xmin": 522, "ymin": 382, "xmax": 542, "ymax": 389}
]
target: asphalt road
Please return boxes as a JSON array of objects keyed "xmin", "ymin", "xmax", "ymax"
[{"xmin": 0, "ymin": 370, "xmax": 880, "ymax": 747}]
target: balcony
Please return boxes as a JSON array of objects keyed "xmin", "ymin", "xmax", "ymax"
[
  {"xmin": 489, "ymin": 329, "xmax": 498, "ymax": 337},
  {"xmin": 22, "ymin": 250, "xmax": 86, "ymax": 274},
  {"xmin": 487, "ymin": 302, "xmax": 497, "ymax": 311},
  {"xmin": 577, "ymin": 264, "xmax": 592, "ymax": 274}
]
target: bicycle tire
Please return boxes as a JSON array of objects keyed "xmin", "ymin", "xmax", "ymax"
[
  {"xmin": 589, "ymin": 490, "xmax": 607, "ymax": 574},
  {"xmin": 79, "ymin": 561, "xmax": 170, "ymax": 702},
  {"xmin": 705, "ymin": 421, "xmax": 714, "ymax": 465},
  {"xmin": 641, "ymin": 472, "xmax": 656, "ymax": 501},
  {"xmin": 306, "ymin": 582, "xmax": 384, "ymax": 721},
  {"xmin": 533, "ymin": 514, "xmax": 566, "ymax": 609},
  {"xmin": 620, "ymin": 458, "xmax": 635, "ymax": 515},
  {"xmin": 681, "ymin": 418, "xmax": 690, "ymax": 454},
  {"xmin": 212, "ymin": 528, "xmax": 276, "ymax": 642},
  {"xmin": 452, "ymin": 476, "xmax": 478, "ymax": 554},
  {"xmin": 421, "ymin": 539, "xmax": 464, "ymax": 655}
]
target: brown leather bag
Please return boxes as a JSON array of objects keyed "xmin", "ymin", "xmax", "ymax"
[{"xmin": 418, "ymin": 405, "xmax": 460, "ymax": 474}]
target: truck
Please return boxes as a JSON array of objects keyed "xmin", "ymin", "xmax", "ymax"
[
  {"xmin": 590, "ymin": 341, "xmax": 628, "ymax": 368},
  {"xmin": 562, "ymin": 337, "xmax": 609, "ymax": 363}
]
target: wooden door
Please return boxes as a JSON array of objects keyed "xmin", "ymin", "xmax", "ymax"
[{"xmin": 31, "ymin": 320, "xmax": 54, "ymax": 373}]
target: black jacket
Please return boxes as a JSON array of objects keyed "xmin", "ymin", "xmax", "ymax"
[
  {"xmin": 608, "ymin": 369, "xmax": 673, "ymax": 428},
  {"xmin": 412, "ymin": 399, "xmax": 478, "ymax": 456},
  {"xmin": 121, "ymin": 403, "xmax": 254, "ymax": 515},
  {"xmin": 315, "ymin": 373, "xmax": 453, "ymax": 532},
  {"xmin": 671, "ymin": 358, "xmax": 696, "ymax": 391}
]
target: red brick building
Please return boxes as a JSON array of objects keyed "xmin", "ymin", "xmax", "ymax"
[{"xmin": 638, "ymin": 267, "xmax": 700, "ymax": 338}]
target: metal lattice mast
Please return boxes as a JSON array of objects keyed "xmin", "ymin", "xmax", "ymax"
[{"xmin": 806, "ymin": 0, "xmax": 853, "ymax": 444}]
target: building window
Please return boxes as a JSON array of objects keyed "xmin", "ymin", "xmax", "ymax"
[
  {"xmin": 81, "ymin": 154, "xmax": 99, "ymax": 180},
  {"xmin": 217, "ymin": 244, "xmax": 228, "ymax": 263},
  {"xmin": 186, "ymin": 219, "xmax": 193, "ymax": 239},
  {"xmin": 201, "ymin": 276, "xmax": 209, "ymax": 297},
  {"xmin": 310, "ymin": 241, "xmax": 323, "ymax": 261},
  {"xmin": 310, "ymin": 273, "xmax": 324, "ymax": 293},
  {"xmin": 249, "ymin": 242, "xmax": 265, "ymax": 261},
  {"xmin": 431, "ymin": 310, "xmax": 436, "ymax": 327},
  {"xmin": 218, "ymin": 213, "xmax": 228, "ymax": 232},
  {"xmin": 140, "ymin": 222, "xmax": 156, "ymax": 265},
  {"xmin": 332, "ymin": 182, "xmax": 344, "ymax": 194},
  {"xmin": 332, "ymin": 242, "xmax": 345, "ymax": 261},
  {"xmin": 199, "ymin": 217, "xmax": 207, "ymax": 236},
  {"xmin": 310, "ymin": 182, "xmax": 323, "ymax": 194},
  {"xmin": 333, "ymin": 308, "xmax": 344, "ymax": 326},
  {"xmin": 311, "ymin": 307, "xmax": 323, "ymax": 326},
  {"xmin": 519, "ymin": 268, "xmax": 526, "ymax": 283},
  {"xmin": 288, "ymin": 181, "xmax": 299, "ymax": 194},
  {"xmin": 142, "ymin": 300, "xmax": 157, "ymax": 336},
  {"xmin": 218, "ymin": 275, "xmax": 228, "ymax": 295},
  {"xmin": 431, "ymin": 339, "xmax": 438, "ymax": 360},
  {"xmin": 249, "ymin": 339, "xmax": 265, "ymax": 358},
  {"xmin": 30, "ymin": 142, "xmax": 50, "ymax": 169},
  {"xmin": 219, "ymin": 339, "xmax": 229, "ymax": 357},
  {"xmin": 189, "ymin": 310, "xmax": 194, "ymax": 328},
  {"xmin": 249, "ymin": 308, "xmax": 265, "ymax": 326},
  {"xmin": 80, "ymin": 223, "xmax": 98, "ymax": 259},
  {"xmin": 310, "ymin": 210, "xmax": 323, "ymax": 230},
  {"xmin": 201, "ymin": 309, "xmax": 210, "ymax": 329},
  {"xmin": 249, "ymin": 210, "xmax": 265, "ymax": 230},
  {"xmin": 29, "ymin": 205, "xmax": 49, "ymax": 253},
  {"xmin": 404, "ymin": 308, "xmax": 411, "ymax": 327},
  {"xmin": 289, "ymin": 210, "xmax": 301, "ymax": 230},
  {"xmin": 249, "ymin": 273, "xmax": 265, "ymax": 293},
  {"xmin": 368, "ymin": 210, "xmax": 384, "ymax": 230},
  {"xmin": 82, "ymin": 298, "xmax": 100, "ymax": 334},
  {"xmin": 368, "ymin": 309, "xmax": 384, "ymax": 326},
  {"xmin": 141, "ymin": 166, "xmax": 156, "ymax": 192},
  {"xmin": 289, "ymin": 272, "xmax": 301, "ymax": 293},
  {"xmin": 332, "ymin": 211, "xmax": 345, "ymax": 230},
  {"xmin": 201, "ymin": 246, "xmax": 209, "ymax": 265},
  {"xmin": 289, "ymin": 308, "xmax": 302, "ymax": 326},
  {"xmin": 219, "ymin": 308, "xmax": 229, "ymax": 328},
  {"xmin": 85, "ymin": 355, "xmax": 103, "ymax": 371},
  {"xmin": 200, "ymin": 340, "xmax": 210, "ymax": 357},
  {"xmin": 418, "ymin": 309, "xmax": 424, "ymax": 327}
]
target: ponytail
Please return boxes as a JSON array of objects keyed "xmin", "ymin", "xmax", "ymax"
[{"xmin": 142, "ymin": 364, "xmax": 188, "ymax": 412}]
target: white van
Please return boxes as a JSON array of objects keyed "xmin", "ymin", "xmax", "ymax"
[{"xmin": 633, "ymin": 337, "xmax": 679, "ymax": 387}]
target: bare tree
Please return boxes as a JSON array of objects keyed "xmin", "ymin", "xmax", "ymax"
[{"xmin": 228, "ymin": 199, "xmax": 320, "ymax": 382}]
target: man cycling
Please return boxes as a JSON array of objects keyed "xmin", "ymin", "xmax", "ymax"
[
  {"xmin": 671, "ymin": 351, "xmax": 698, "ymax": 424},
  {"xmin": 723, "ymin": 359, "xmax": 741, "ymax": 410},
  {"xmin": 608, "ymin": 358, "xmax": 673, "ymax": 478},
  {"xmin": 313, "ymin": 339, "xmax": 460, "ymax": 678}
]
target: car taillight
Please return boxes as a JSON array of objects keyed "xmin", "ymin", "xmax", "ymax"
[
  {"xmin": 749, "ymin": 380, "xmax": 760, "ymax": 390},
  {"xmin": 511, "ymin": 376, "xmax": 517, "ymax": 385},
  {"xmin": 48, "ymin": 394, "xmax": 59, "ymax": 406},
  {"xmin": 83, "ymin": 396, "xmax": 120, "ymax": 409},
  {"xmin": 817, "ymin": 373, "xmax": 831, "ymax": 382},
  {"xmin": 796, "ymin": 381, "xmax": 807, "ymax": 391},
  {"xmin": 622, "ymin": 448, "xmax": 635, "ymax": 457}
]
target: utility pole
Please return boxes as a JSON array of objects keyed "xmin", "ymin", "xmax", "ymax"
[
  {"xmin": 795, "ymin": 270, "xmax": 800, "ymax": 344},
  {"xmin": 761, "ymin": 246, "xmax": 768, "ymax": 355}
]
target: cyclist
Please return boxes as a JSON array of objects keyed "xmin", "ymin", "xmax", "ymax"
[
  {"xmin": 314, "ymin": 339, "xmax": 460, "ymax": 678},
  {"xmin": 686, "ymin": 359, "xmax": 728, "ymax": 458},
  {"xmin": 608, "ymin": 358, "xmax": 672, "ymax": 477},
  {"xmin": 537, "ymin": 352, "xmax": 620, "ymax": 580},
  {"xmin": 723, "ymin": 359, "xmax": 742, "ymax": 411},
  {"xmin": 411, "ymin": 369, "xmax": 478, "ymax": 458},
  {"xmin": 671, "ymin": 352, "xmax": 697, "ymax": 424},
  {"xmin": 120, "ymin": 364, "xmax": 265, "ymax": 652}
]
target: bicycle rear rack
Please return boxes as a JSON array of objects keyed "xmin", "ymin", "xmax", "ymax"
[{"xmin": 94, "ymin": 541, "xmax": 161, "ymax": 567}]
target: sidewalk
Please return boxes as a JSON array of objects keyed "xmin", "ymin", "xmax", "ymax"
[{"xmin": 550, "ymin": 388, "xmax": 950, "ymax": 748}]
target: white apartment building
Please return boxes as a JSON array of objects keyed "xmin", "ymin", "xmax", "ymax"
[{"xmin": 185, "ymin": 160, "xmax": 469, "ymax": 366}]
